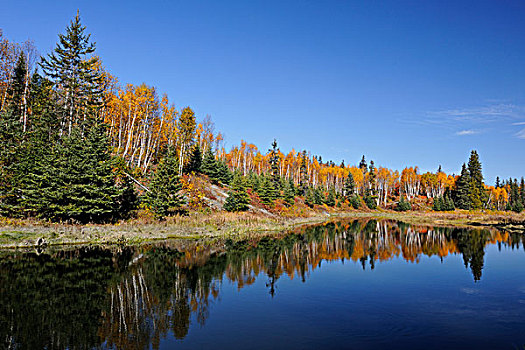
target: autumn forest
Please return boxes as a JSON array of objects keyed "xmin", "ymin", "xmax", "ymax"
[{"xmin": 1, "ymin": 14, "xmax": 524, "ymax": 224}]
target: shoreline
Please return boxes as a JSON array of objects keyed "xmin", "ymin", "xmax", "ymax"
[{"xmin": 0, "ymin": 210, "xmax": 524, "ymax": 249}]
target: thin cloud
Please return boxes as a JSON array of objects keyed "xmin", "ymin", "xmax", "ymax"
[
  {"xmin": 516, "ymin": 129, "xmax": 525, "ymax": 139},
  {"xmin": 512, "ymin": 121, "xmax": 525, "ymax": 126},
  {"xmin": 456, "ymin": 130, "xmax": 478, "ymax": 136}
]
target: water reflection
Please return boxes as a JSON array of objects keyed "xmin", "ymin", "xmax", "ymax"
[{"xmin": 0, "ymin": 220, "xmax": 523, "ymax": 349}]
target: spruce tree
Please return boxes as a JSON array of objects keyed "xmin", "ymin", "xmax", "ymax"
[
  {"xmin": 0, "ymin": 110, "xmax": 23, "ymax": 216},
  {"xmin": 359, "ymin": 155, "xmax": 367, "ymax": 173},
  {"xmin": 201, "ymin": 148, "xmax": 219, "ymax": 183},
  {"xmin": 144, "ymin": 146, "xmax": 184, "ymax": 219},
  {"xmin": 40, "ymin": 11, "xmax": 104, "ymax": 134},
  {"xmin": 23, "ymin": 123, "xmax": 120, "ymax": 223},
  {"xmin": 454, "ymin": 163, "xmax": 471, "ymax": 210},
  {"xmin": 223, "ymin": 172, "xmax": 250, "ymax": 212},
  {"xmin": 268, "ymin": 139, "xmax": 281, "ymax": 192},
  {"xmin": 344, "ymin": 172, "xmax": 355, "ymax": 199},
  {"xmin": 433, "ymin": 196, "xmax": 443, "ymax": 211},
  {"xmin": 258, "ymin": 176, "xmax": 277, "ymax": 206},
  {"xmin": 184, "ymin": 144, "xmax": 202, "ymax": 174},
  {"xmin": 216, "ymin": 160, "xmax": 233, "ymax": 185},
  {"xmin": 467, "ymin": 150, "xmax": 484, "ymax": 209},
  {"xmin": 396, "ymin": 196, "xmax": 411, "ymax": 211},
  {"xmin": 299, "ymin": 150, "xmax": 309, "ymax": 195},
  {"xmin": 305, "ymin": 187, "xmax": 315, "ymax": 208},
  {"xmin": 325, "ymin": 186, "xmax": 336, "ymax": 207},
  {"xmin": 314, "ymin": 186, "xmax": 324, "ymax": 205},
  {"xmin": 7, "ymin": 53, "xmax": 27, "ymax": 118},
  {"xmin": 283, "ymin": 180, "xmax": 295, "ymax": 206},
  {"xmin": 349, "ymin": 195, "xmax": 361, "ymax": 209}
]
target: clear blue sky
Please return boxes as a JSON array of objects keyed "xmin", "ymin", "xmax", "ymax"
[{"xmin": 2, "ymin": 0, "xmax": 525, "ymax": 183}]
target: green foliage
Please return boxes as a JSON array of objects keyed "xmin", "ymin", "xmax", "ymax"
[
  {"xmin": 283, "ymin": 180, "xmax": 295, "ymax": 206},
  {"xmin": 344, "ymin": 172, "xmax": 355, "ymax": 199},
  {"xmin": 223, "ymin": 174, "xmax": 250, "ymax": 212},
  {"xmin": 349, "ymin": 195, "xmax": 361, "ymax": 209},
  {"xmin": 433, "ymin": 196, "xmax": 443, "ymax": 211},
  {"xmin": 22, "ymin": 123, "xmax": 121, "ymax": 223},
  {"xmin": 468, "ymin": 150, "xmax": 485, "ymax": 209},
  {"xmin": 454, "ymin": 163, "xmax": 471, "ymax": 210},
  {"xmin": 258, "ymin": 176, "xmax": 279, "ymax": 206},
  {"xmin": 396, "ymin": 196, "xmax": 411, "ymax": 211},
  {"xmin": 305, "ymin": 187, "xmax": 315, "ymax": 208},
  {"xmin": 364, "ymin": 195, "xmax": 377, "ymax": 210},
  {"xmin": 511, "ymin": 201, "xmax": 524, "ymax": 213},
  {"xmin": 184, "ymin": 144, "xmax": 202, "ymax": 174},
  {"xmin": 268, "ymin": 139, "xmax": 281, "ymax": 191},
  {"xmin": 201, "ymin": 148, "xmax": 218, "ymax": 179},
  {"xmin": 314, "ymin": 187, "xmax": 324, "ymax": 205},
  {"xmin": 144, "ymin": 147, "xmax": 184, "ymax": 219},
  {"xmin": 325, "ymin": 186, "xmax": 336, "ymax": 207}
]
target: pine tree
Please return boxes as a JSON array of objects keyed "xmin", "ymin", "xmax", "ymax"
[
  {"xmin": 495, "ymin": 176, "xmax": 501, "ymax": 188},
  {"xmin": 40, "ymin": 11, "xmax": 104, "ymax": 135},
  {"xmin": 223, "ymin": 172, "xmax": 250, "ymax": 212},
  {"xmin": 454, "ymin": 163, "xmax": 471, "ymax": 210},
  {"xmin": 344, "ymin": 172, "xmax": 355, "ymax": 199},
  {"xmin": 349, "ymin": 195, "xmax": 361, "ymax": 209},
  {"xmin": 444, "ymin": 195, "xmax": 455, "ymax": 211},
  {"xmin": 144, "ymin": 146, "xmax": 184, "ymax": 219},
  {"xmin": 368, "ymin": 161, "xmax": 376, "ymax": 195},
  {"xmin": 520, "ymin": 177, "xmax": 525, "ymax": 205}
]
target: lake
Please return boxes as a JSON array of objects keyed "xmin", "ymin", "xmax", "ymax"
[{"xmin": 1, "ymin": 219, "xmax": 525, "ymax": 349}]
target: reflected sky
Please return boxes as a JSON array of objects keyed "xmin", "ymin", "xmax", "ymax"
[{"xmin": 1, "ymin": 219, "xmax": 524, "ymax": 349}]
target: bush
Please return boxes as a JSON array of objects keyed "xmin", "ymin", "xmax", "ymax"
[
  {"xmin": 349, "ymin": 195, "xmax": 361, "ymax": 209},
  {"xmin": 365, "ymin": 195, "xmax": 377, "ymax": 210},
  {"xmin": 396, "ymin": 197, "xmax": 411, "ymax": 211}
]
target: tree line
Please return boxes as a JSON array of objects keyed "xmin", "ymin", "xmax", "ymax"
[{"xmin": 1, "ymin": 14, "xmax": 524, "ymax": 223}]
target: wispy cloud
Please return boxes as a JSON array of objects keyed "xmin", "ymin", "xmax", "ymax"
[
  {"xmin": 403, "ymin": 103, "xmax": 525, "ymax": 139},
  {"xmin": 456, "ymin": 129, "xmax": 478, "ymax": 136}
]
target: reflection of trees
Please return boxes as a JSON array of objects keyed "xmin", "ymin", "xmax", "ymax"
[{"xmin": 0, "ymin": 220, "xmax": 521, "ymax": 349}]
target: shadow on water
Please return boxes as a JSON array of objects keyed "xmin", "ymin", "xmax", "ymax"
[{"xmin": 1, "ymin": 219, "xmax": 524, "ymax": 349}]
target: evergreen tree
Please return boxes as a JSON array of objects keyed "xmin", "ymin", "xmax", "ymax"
[
  {"xmin": 305, "ymin": 187, "xmax": 315, "ymax": 208},
  {"xmin": 444, "ymin": 195, "xmax": 455, "ymax": 211},
  {"xmin": 521, "ymin": 177, "xmax": 525, "ymax": 205},
  {"xmin": 216, "ymin": 160, "xmax": 233, "ymax": 185},
  {"xmin": 258, "ymin": 176, "xmax": 278, "ymax": 206},
  {"xmin": 201, "ymin": 148, "xmax": 219, "ymax": 183},
  {"xmin": 368, "ymin": 161, "xmax": 376, "ymax": 195},
  {"xmin": 454, "ymin": 163, "xmax": 471, "ymax": 210},
  {"xmin": 343, "ymin": 172, "xmax": 355, "ymax": 199},
  {"xmin": 223, "ymin": 172, "xmax": 250, "ymax": 212},
  {"xmin": 299, "ymin": 150, "xmax": 309, "ymax": 195},
  {"xmin": 283, "ymin": 180, "xmax": 295, "ymax": 206},
  {"xmin": 144, "ymin": 146, "xmax": 184, "ymax": 219},
  {"xmin": 467, "ymin": 150, "xmax": 484, "ymax": 209},
  {"xmin": 0, "ymin": 110, "xmax": 23, "ymax": 216},
  {"xmin": 314, "ymin": 186, "xmax": 324, "ymax": 205},
  {"xmin": 40, "ymin": 11, "xmax": 104, "ymax": 135},
  {"xmin": 495, "ymin": 176, "xmax": 501, "ymax": 188},
  {"xmin": 7, "ymin": 53, "xmax": 27, "ymax": 118},
  {"xmin": 325, "ymin": 186, "xmax": 336, "ymax": 207},
  {"xmin": 396, "ymin": 196, "xmax": 411, "ymax": 211},
  {"xmin": 359, "ymin": 155, "xmax": 367, "ymax": 173},
  {"xmin": 349, "ymin": 195, "xmax": 361, "ymax": 209},
  {"xmin": 268, "ymin": 139, "xmax": 281, "ymax": 191},
  {"xmin": 433, "ymin": 196, "xmax": 443, "ymax": 211},
  {"xmin": 23, "ymin": 123, "xmax": 120, "ymax": 223},
  {"xmin": 184, "ymin": 144, "xmax": 202, "ymax": 174}
]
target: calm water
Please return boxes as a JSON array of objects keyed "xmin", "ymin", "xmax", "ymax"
[{"xmin": 1, "ymin": 220, "xmax": 525, "ymax": 349}]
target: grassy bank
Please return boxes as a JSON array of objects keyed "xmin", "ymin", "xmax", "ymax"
[{"xmin": 0, "ymin": 209, "xmax": 524, "ymax": 249}]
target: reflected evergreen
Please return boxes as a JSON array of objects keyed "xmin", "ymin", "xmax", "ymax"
[{"xmin": 0, "ymin": 220, "xmax": 520, "ymax": 348}]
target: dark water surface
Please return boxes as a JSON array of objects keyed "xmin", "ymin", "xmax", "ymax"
[{"xmin": 1, "ymin": 219, "xmax": 525, "ymax": 349}]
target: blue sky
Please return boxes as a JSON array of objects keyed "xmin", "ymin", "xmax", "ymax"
[{"xmin": 2, "ymin": 0, "xmax": 525, "ymax": 182}]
